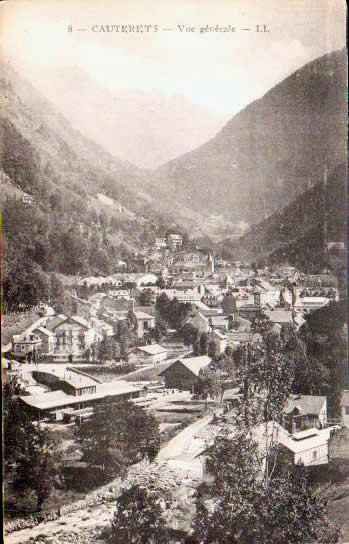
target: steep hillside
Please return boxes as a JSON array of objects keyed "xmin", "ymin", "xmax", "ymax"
[
  {"xmin": 0, "ymin": 65, "xmax": 182, "ymax": 310},
  {"xmin": 0, "ymin": 63, "xmax": 155, "ymax": 210},
  {"xmin": 154, "ymin": 49, "xmax": 346, "ymax": 228},
  {"xmin": 222, "ymin": 163, "xmax": 346, "ymax": 274}
]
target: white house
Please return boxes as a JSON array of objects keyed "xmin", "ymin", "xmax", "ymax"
[
  {"xmin": 295, "ymin": 297, "xmax": 330, "ymax": 313},
  {"xmin": 210, "ymin": 329, "xmax": 227, "ymax": 354},
  {"xmin": 159, "ymin": 288, "xmax": 203, "ymax": 303},
  {"xmin": 133, "ymin": 273, "xmax": 159, "ymax": 287},
  {"xmin": 167, "ymin": 234, "xmax": 183, "ymax": 250},
  {"xmin": 134, "ymin": 344, "xmax": 168, "ymax": 365},
  {"xmin": 90, "ymin": 318, "xmax": 114, "ymax": 338},
  {"xmin": 254, "ymin": 422, "xmax": 335, "ymax": 467},
  {"xmin": 32, "ymin": 327, "xmax": 55, "ymax": 356},
  {"xmin": 12, "ymin": 332, "xmax": 42, "ymax": 362},
  {"xmin": 45, "ymin": 314, "xmax": 97, "ymax": 361},
  {"xmin": 277, "ymin": 426, "xmax": 335, "ymax": 466},
  {"xmin": 341, "ymin": 391, "xmax": 349, "ymax": 426},
  {"xmin": 134, "ymin": 311, "xmax": 155, "ymax": 338}
]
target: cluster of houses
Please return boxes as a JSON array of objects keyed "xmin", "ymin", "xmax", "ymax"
[
  {"xmin": 5, "ymin": 253, "xmax": 346, "ymax": 467},
  {"xmin": 8, "ymin": 257, "xmax": 340, "ymax": 378}
]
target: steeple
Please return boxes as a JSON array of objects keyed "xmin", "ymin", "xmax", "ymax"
[{"xmin": 207, "ymin": 251, "xmax": 215, "ymax": 274}]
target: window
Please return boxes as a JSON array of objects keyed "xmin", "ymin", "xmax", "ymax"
[
  {"xmin": 144, "ymin": 321, "xmax": 149, "ymax": 330},
  {"xmin": 312, "ymin": 450, "xmax": 317, "ymax": 459},
  {"xmin": 345, "ymin": 406, "xmax": 349, "ymax": 415}
]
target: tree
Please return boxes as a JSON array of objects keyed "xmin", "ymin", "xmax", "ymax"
[
  {"xmin": 251, "ymin": 311, "xmax": 274, "ymax": 338},
  {"xmin": 153, "ymin": 317, "xmax": 168, "ymax": 343},
  {"xmin": 193, "ymin": 320, "xmax": 340, "ymax": 544},
  {"xmin": 76, "ymin": 402, "xmax": 160, "ymax": 481},
  {"xmin": 182, "ymin": 232, "xmax": 190, "ymax": 250},
  {"xmin": 193, "ymin": 431, "xmax": 339, "ymax": 544},
  {"xmin": 50, "ymin": 273, "xmax": 65, "ymax": 305},
  {"xmin": 156, "ymin": 277, "xmax": 166, "ymax": 289},
  {"xmin": 4, "ymin": 389, "xmax": 61, "ymax": 512},
  {"xmin": 168, "ymin": 299, "xmax": 192, "ymax": 330},
  {"xmin": 193, "ymin": 337, "xmax": 200, "ymax": 356},
  {"xmin": 199, "ymin": 333, "xmax": 209, "ymax": 355},
  {"xmin": 198, "ymin": 365, "xmax": 223, "ymax": 401},
  {"xmin": 110, "ymin": 485, "xmax": 169, "ymax": 543},
  {"xmin": 208, "ymin": 340, "xmax": 217, "ymax": 359},
  {"xmin": 127, "ymin": 309, "xmax": 139, "ymax": 332},
  {"xmin": 117, "ymin": 320, "xmax": 138, "ymax": 360},
  {"xmin": 13, "ymin": 425, "xmax": 61, "ymax": 511},
  {"xmin": 139, "ymin": 289, "xmax": 153, "ymax": 306},
  {"xmin": 236, "ymin": 333, "xmax": 295, "ymax": 429},
  {"xmin": 181, "ymin": 323, "xmax": 199, "ymax": 348},
  {"xmin": 2, "ymin": 256, "xmax": 50, "ymax": 311},
  {"xmin": 4, "ymin": 387, "xmax": 31, "ymax": 470},
  {"xmin": 155, "ymin": 293, "xmax": 170, "ymax": 322},
  {"xmin": 98, "ymin": 337, "xmax": 121, "ymax": 362},
  {"xmin": 299, "ymin": 301, "xmax": 347, "ymax": 416}
]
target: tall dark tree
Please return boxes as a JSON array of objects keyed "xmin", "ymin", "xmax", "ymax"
[
  {"xmin": 110, "ymin": 486, "xmax": 169, "ymax": 544},
  {"xmin": 181, "ymin": 323, "xmax": 199, "ymax": 348},
  {"xmin": 299, "ymin": 301, "xmax": 347, "ymax": 416},
  {"xmin": 194, "ymin": 431, "xmax": 339, "ymax": 544},
  {"xmin": 139, "ymin": 288, "xmax": 153, "ymax": 306},
  {"xmin": 76, "ymin": 402, "xmax": 160, "ymax": 481},
  {"xmin": 208, "ymin": 340, "xmax": 217, "ymax": 359},
  {"xmin": 199, "ymin": 333, "xmax": 209, "ymax": 355},
  {"xmin": 98, "ymin": 337, "xmax": 121, "ymax": 362},
  {"xmin": 155, "ymin": 293, "xmax": 170, "ymax": 322},
  {"xmin": 153, "ymin": 317, "xmax": 168, "ymax": 343},
  {"xmin": 4, "ymin": 388, "xmax": 61, "ymax": 512},
  {"xmin": 13, "ymin": 426, "xmax": 61, "ymax": 511}
]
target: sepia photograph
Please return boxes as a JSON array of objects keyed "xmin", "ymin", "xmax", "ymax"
[{"xmin": 1, "ymin": 0, "xmax": 348, "ymax": 542}]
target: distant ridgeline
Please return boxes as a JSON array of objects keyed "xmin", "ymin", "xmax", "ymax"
[{"xmin": 221, "ymin": 162, "xmax": 346, "ymax": 279}]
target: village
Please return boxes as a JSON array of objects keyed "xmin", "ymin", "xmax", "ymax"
[{"xmin": 3, "ymin": 231, "xmax": 349, "ymax": 543}]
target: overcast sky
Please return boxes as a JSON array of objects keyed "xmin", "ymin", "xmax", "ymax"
[{"xmin": 0, "ymin": 0, "xmax": 346, "ymax": 118}]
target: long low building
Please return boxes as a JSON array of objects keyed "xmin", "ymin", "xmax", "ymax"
[{"xmin": 20, "ymin": 380, "xmax": 144, "ymax": 420}]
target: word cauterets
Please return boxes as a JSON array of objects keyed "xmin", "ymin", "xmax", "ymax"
[{"xmin": 91, "ymin": 24, "xmax": 159, "ymax": 32}]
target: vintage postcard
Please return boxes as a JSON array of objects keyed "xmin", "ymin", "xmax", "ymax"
[{"xmin": 1, "ymin": 0, "xmax": 347, "ymax": 543}]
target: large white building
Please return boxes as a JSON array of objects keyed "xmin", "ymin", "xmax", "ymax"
[{"xmin": 167, "ymin": 234, "xmax": 183, "ymax": 251}]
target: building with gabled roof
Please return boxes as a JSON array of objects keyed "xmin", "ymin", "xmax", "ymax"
[
  {"xmin": 32, "ymin": 326, "xmax": 55, "ymax": 355},
  {"xmin": 134, "ymin": 343, "xmax": 168, "ymax": 365},
  {"xmin": 276, "ymin": 425, "xmax": 335, "ymax": 466},
  {"xmin": 134, "ymin": 311, "xmax": 155, "ymax": 338},
  {"xmin": 45, "ymin": 314, "xmax": 68, "ymax": 331},
  {"xmin": 45, "ymin": 314, "xmax": 97, "ymax": 361},
  {"xmin": 12, "ymin": 332, "xmax": 42, "ymax": 363},
  {"xmin": 283, "ymin": 394, "xmax": 327, "ymax": 433},
  {"xmin": 159, "ymin": 355, "xmax": 211, "ymax": 391}
]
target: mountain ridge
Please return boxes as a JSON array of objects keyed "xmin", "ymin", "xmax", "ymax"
[
  {"xmin": 221, "ymin": 162, "xmax": 346, "ymax": 276},
  {"xmin": 153, "ymin": 48, "xmax": 346, "ymax": 228}
]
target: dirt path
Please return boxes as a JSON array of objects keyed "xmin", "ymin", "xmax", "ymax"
[{"xmin": 157, "ymin": 414, "xmax": 212, "ymax": 461}]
